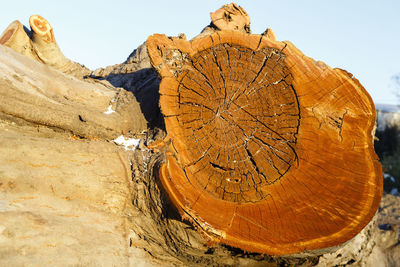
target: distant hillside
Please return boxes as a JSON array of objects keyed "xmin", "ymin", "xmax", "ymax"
[{"xmin": 376, "ymin": 104, "xmax": 400, "ymax": 113}]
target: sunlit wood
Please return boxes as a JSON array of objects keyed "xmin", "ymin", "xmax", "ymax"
[
  {"xmin": 210, "ymin": 3, "xmax": 250, "ymax": 33},
  {"xmin": 0, "ymin": 20, "xmax": 39, "ymax": 60},
  {"xmin": 29, "ymin": 15, "xmax": 55, "ymax": 43},
  {"xmin": 147, "ymin": 30, "xmax": 382, "ymax": 255},
  {"xmin": 0, "ymin": 15, "xmax": 90, "ymax": 77}
]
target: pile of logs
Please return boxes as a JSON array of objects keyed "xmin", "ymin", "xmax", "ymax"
[{"xmin": 0, "ymin": 3, "xmax": 394, "ymax": 266}]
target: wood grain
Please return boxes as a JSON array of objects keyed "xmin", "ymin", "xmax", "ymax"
[{"xmin": 147, "ymin": 30, "xmax": 382, "ymax": 255}]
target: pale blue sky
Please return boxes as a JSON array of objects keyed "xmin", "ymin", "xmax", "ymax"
[{"xmin": 1, "ymin": 0, "xmax": 399, "ymax": 105}]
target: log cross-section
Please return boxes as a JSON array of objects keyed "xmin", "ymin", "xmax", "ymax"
[
  {"xmin": 147, "ymin": 30, "xmax": 382, "ymax": 255},
  {"xmin": 163, "ymin": 43, "xmax": 300, "ymax": 203}
]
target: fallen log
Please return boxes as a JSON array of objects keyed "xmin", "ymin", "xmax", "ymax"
[
  {"xmin": 0, "ymin": 3, "xmax": 390, "ymax": 266},
  {"xmin": 146, "ymin": 14, "xmax": 382, "ymax": 256},
  {"xmin": 0, "ymin": 44, "xmax": 147, "ymax": 139}
]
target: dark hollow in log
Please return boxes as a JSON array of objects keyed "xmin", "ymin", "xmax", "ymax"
[{"xmin": 147, "ymin": 30, "xmax": 382, "ymax": 255}]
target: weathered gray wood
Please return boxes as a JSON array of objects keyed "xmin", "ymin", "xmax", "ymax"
[
  {"xmin": 0, "ymin": 127, "xmax": 156, "ymax": 266},
  {"xmin": 0, "ymin": 45, "xmax": 147, "ymax": 139}
]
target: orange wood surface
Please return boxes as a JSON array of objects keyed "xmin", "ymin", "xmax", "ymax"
[
  {"xmin": 210, "ymin": 3, "xmax": 250, "ymax": 33},
  {"xmin": 147, "ymin": 30, "xmax": 382, "ymax": 255},
  {"xmin": 29, "ymin": 15, "xmax": 55, "ymax": 43}
]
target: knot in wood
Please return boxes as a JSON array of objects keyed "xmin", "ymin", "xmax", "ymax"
[{"xmin": 176, "ymin": 43, "xmax": 299, "ymax": 203}]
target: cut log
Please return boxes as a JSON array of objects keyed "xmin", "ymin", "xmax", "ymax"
[
  {"xmin": 0, "ymin": 20, "xmax": 40, "ymax": 61},
  {"xmin": 0, "ymin": 45, "xmax": 147, "ymax": 139},
  {"xmin": 28, "ymin": 15, "xmax": 67, "ymax": 69},
  {"xmin": 28, "ymin": 15, "xmax": 91, "ymax": 77},
  {"xmin": 146, "ymin": 29, "xmax": 382, "ymax": 255},
  {"xmin": 0, "ymin": 15, "xmax": 91, "ymax": 78}
]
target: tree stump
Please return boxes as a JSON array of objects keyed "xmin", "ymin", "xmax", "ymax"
[{"xmin": 146, "ymin": 29, "xmax": 382, "ymax": 254}]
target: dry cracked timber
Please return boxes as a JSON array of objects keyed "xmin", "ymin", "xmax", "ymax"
[{"xmin": 0, "ymin": 7, "xmax": 399, "ymax": 267}]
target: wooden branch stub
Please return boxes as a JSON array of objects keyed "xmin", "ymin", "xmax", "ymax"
[
  {"xmin": 29, "ymin": 15, "xmax": 55, "ymax": 43},
  {"xmin": 0, "ymin": 15, "xmax": 90, "ymax": 77},
  {"xmin": 210, "ymin": 3, "xmax": 250, "ymax": 33},
  {"xmin": 28, "ymin": 15, "xmax": 75, "ymax": 72},
  {"xmin": 147, "ymin": 30, "xmax": 382, "ymax": 255}
]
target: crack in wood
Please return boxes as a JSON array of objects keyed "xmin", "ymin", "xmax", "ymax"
[{"xmin": 169, "ymin": 43, "xmax": 301, "ymax": 202}]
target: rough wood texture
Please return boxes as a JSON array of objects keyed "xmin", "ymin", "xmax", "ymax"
[
  {"xmin": 0, "ymin": 45, "xmax": 147, "ymax": 139},
  {"xmin": 146, "ymin": 30, "xmax": 382, "ymax": 255},
  {"xmin": 0, "ymin": 42, "xmax": 321, "ymax": 267},
  {"xmin": 0, "ymin": 20, "xmax": 40, "ymax": 61},
  {"xmin": 91, "ymin": 42, "xmax": 165, "ymax": 131},
  {"xmin": 0, "ymin": 128, "xmax": 153, "ymax": 266},
  {"xmin": 1, "ymin": 5, "xmax": 396, "ymax": 266},
  {"xmin": 210, "ymin": 3, "xmax": 250, "ymax": 33}
]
